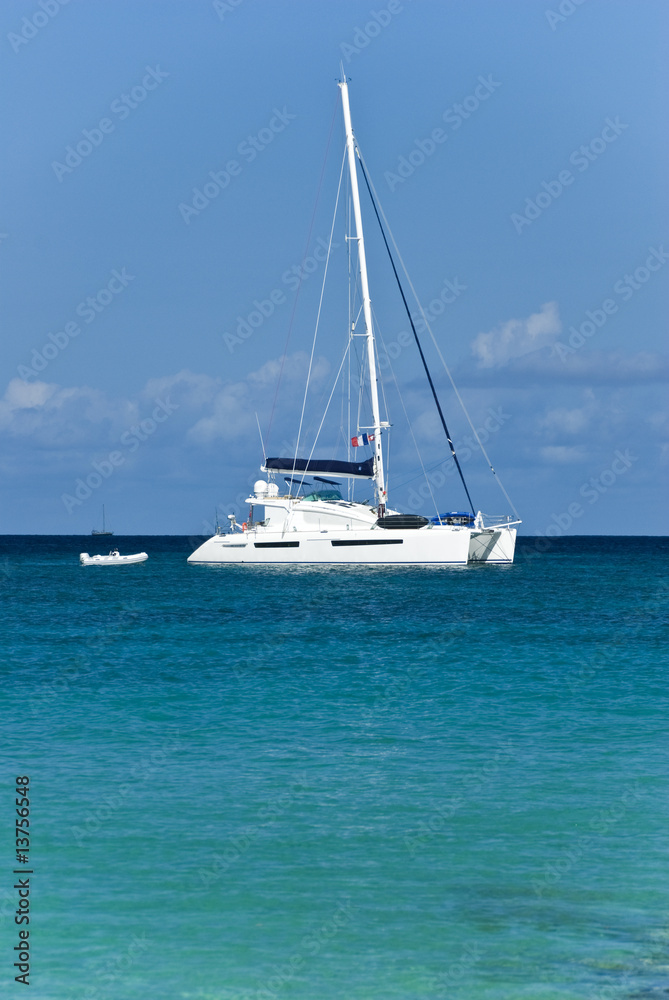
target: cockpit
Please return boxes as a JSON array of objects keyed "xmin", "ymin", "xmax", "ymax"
[{"xmin": 301, "ymin": 489, "xmax": 343, "ymax": 502}]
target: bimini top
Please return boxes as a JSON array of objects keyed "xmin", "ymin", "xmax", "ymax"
[{"xmin": 264, "ymin": 457, "xmax": 374, "ymax": 480}]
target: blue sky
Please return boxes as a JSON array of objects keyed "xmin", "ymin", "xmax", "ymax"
[{"xmin": 1, "ymin": 0, "xmax": 667, "ymax": 536}]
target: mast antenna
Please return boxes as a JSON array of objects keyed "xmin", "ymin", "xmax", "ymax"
[{"xmin": 255, "ymin": 412, "xmax": 267, "ymax": 463}]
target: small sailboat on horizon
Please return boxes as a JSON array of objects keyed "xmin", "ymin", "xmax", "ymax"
[{"xmin": 91, "ymin": 505, "xmax": 113, "ymax": 537}]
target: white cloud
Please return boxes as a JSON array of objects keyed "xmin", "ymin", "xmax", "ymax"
[
  {"xmin": 247, "ymin": 352, "xmax": 321, "ymax": 387},
  {"xmin": 539, "ymin": 445, "xmax": 589, "ymax": 464},
  {"xmin": 3, "ymin": 378, "xmax": 58, "ymax": 411},
  {"xmin": 457, "ymin": 346, "xmax": 669, "ymax": 387},
  {"xmin": 186, "ymin": 353, "xmax": 330, "ymax": 444},
  {"xmin": 471, "ymin": 302, "xmax": 561, "ymax": 368},
  {"xmin": 187, "ymin": 382, "xmax": 254, "ymax": 444},
  {"xmin": 0, "ymin": 354, "xmax": 332, "ymax": 451},
  {"xmin": 0, "ymin": 378, "xmax": 131, "ymax": 444},
  {"xmin": 140, "ymin": 370, "xmax": 220, "ymax": 409},
  {"xmin": 546, "ymin": 350, "xmax": 669, "ymax": 381},
  {"xmin": 539, "ymin": 407, "xmax": 590, "ymax": 435}
]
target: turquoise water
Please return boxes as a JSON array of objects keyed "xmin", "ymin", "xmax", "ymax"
[{"xmin": 1, "ymin": 535, "xmax": 667, "ymax": 999}]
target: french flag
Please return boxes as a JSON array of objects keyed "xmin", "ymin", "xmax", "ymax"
[{"xmin": 351, "ymin": 433, "xmax": 374, "ymax": 447}]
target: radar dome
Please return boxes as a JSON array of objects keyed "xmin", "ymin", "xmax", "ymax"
[{"xmin": 254, "ymin": 481, "xmax": 268, "ymax": 496}]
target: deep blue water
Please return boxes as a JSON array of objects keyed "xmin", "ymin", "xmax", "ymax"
[{"xmin": 1, "ymin": 535, "xmax": 667, "ymax": 999}]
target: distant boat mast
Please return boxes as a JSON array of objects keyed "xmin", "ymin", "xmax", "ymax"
[{"xmin": 91, "ymin": 504, "xmax": 113, "ymax": 536}]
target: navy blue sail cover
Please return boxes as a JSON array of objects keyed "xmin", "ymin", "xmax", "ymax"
[{"xmin": 264, "ymin": 457, "xmax": 374, "ymax": 480}]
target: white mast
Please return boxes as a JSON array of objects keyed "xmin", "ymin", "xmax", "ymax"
[{"xmin": 339, "ymin": 75, "xmax": 387, "ymax": 512}]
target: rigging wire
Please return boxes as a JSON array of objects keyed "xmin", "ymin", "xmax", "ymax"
[
  {"xmin": 367, "ymin": 309, "xmax": 395, "ymax": 503},
  {"xmin": 254, "ymin": 412, "xmax": 266, "ymax": 464},
  {"xmin": 265, "ymin": 92, "xmax": 340, "ymax": 455},
  {"xmin": 355, "ymin": 152, "xmax": 476, "ymax": 515},
  {"xmin": 291, "ymin": 148, "xmax": 347, "ymax": 491},
  {"xmin": 374, "ymin": 317, "xmax": 440, "ymax": 518},
  {"xmin": 356, "ymin": 145, "xmax": 521, "ymax": 521},
  {"xmin": 346, "ymin": 190, "xmax": 352, "ymax": 497},
  {"xmin": 303, "ymin": 343, "xmax": 354, "ymax": 472}
]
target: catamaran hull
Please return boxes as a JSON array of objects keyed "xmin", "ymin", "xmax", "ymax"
[
  {"xmin": 186, "ymin": 79, "xmax": 522, "ymax": 567},
  {"xmin": 468, "ymin": 528, "xmax": 517, "ymax": 564},
  {"xmin": 188, "ymin": 526, "xmax": 516, "ymax": 566}
]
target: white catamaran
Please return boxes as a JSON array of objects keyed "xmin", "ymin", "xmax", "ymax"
[{"xmin": 188, "ymin": 77, "xmax": 520, "ymax": 567}]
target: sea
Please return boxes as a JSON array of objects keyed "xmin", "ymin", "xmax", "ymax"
[{"xmin": 1, "ymin": 534, "xmax": 667, "ymax": 1000}]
